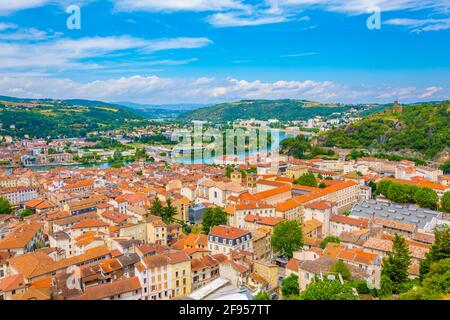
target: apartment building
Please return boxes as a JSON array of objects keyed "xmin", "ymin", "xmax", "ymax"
[{"xmin": 208, "ymin": 225, "xmax": 253, "ymax": 256}]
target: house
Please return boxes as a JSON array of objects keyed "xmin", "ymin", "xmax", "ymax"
[
  {"xmin": 69, "ymin": 219, "xmax": 109, "ymax": 239},
  {"xmin": 219, "ymin": 260, "xmax": 250, "ymax": 288},
  {"xmin": 363, "ymin": 237, "xmax": 428, "ymax": 277},
  {"xmin": 253, "ymin": 260, "xmax": 278, "ymax": 290},
  {"xmin": 302, "ymin": 219, "xmax": 323, "ymax": 238},
  {"xmin": 243, "ymin": 215, "xmax": 284, "ymax": 232},
  {"xmin": 7, "ymin": 245, "xmax": 111, "ymax": 282},
  {"xmin": 208, "ymin": 225, "xmax": 252, "ymax": 256},
  {"xmin": 0, "ymin": 274, "xmax": 26, "ymax": 300},
  {"xmin": 251, "ymin": 227, "xmax": 272, "ymax": 261},
  {"xmin": 0, "ymin": 186, "xmax": 38, "ymax": 206},
  {"xmin": 49, "ymin": 231, "xmax": 72, "ymax": 257},
  {"xmin": 70, "ymin": 277, "xmax": 142, "ymax": 300},
  {"xmin": 63, "ymin": 179, "xmax": 95, "ymax": 193},
  {"xmin": 323, "ymin": 242, "xmax": 381, "ymax": 288},
  {"xmin": 184, "ymin": 233, "xmax": 208, "ymax": 250},
  {"xmin": 226, "ymin": 202, "xmax": 276, "ymax": 229},
  {"xmin": 135, "ymin": 251, "xmax": 191, "ymax": 300},
  {"xmin": 196, "ymin": 180, "xmax": 247, "ymax": 207},
  {"xmin": 285, "ymin": 165, "xmax": 308, "ymax": 179},
  {"xmin": 190, "ymin": 254, "xmax": 227, "ymax": 291},
  {"xmin": 297, "ymin": 256, "xmax": 368, "ymax": 291},
  {"xmin": 329, "ymin": 215, "xmax": 369, "ymax": 237},
  {"xmin": 0, "ymin": 222, "xmax": 45, "ymax": 255},
  {"xmin": 303, "ymin": 201, "xmax": 337, "ymax": 236}
]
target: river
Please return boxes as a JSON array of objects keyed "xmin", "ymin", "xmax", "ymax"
[{"xmin": 172, "ymin": 129, "xmax": 296, "ymax": 165}]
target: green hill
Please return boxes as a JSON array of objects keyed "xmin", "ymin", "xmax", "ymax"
[
  {"xmin": 322, "ymin": 101, "xmax": 450, "ymax": 159},
  {"xmin": 179, "ymin": 99, "xmax": 376, "ymax": 122},
  {"xmin": 0, "ymin": 97, "xmax": 143, "ymax": 139}
]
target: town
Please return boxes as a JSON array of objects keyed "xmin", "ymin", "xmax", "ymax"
[{"xmin": 0, "ymin": 125, "xmax": 449, "ymax": 300}]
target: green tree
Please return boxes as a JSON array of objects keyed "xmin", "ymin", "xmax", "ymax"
[
  {"xmin": 381, "ymin": 234, "xmax": 412, "ymax": 295},
  {"xmin": 320, "ymin": 236, "xmax": 340, "ymax": 249},
  {"xmin": 253, "ymin": 291, "xmax": 271, "ymax": 300},
  {"xmin": 439, "ymin": 160, "xmax": 450, "ymax": 174},
  {"xmin": 330, "ymin": 260, "xmax": 352, "ymax": 281},
  {"xmin": 368, "ymin": 180, "xmax": 377, "ymax": 198},
  {"xmin": 271, "ymin": 220, "xmax": 304, "ymax": 259},
  {"xmin": 350, "ymin": 279, "xmax": 371, "ymax": 295},
  {"xmin": 149, "ymin": 197, "xmax": 164, "ymax": 217},
  {"xmin": 387, "ymin": 183, "xmax": 409, "ymax": 203},
  {"xmin": 281, "ymin": 274, "xmax": 299, "ymax": 299},
  {"xmin": 0, "ymin": 197, "xmax": 12, "ymax": 215},
  {"xmin": 401, "ymin": 258, "xmax": 450, "ymax": 300},
  {"xmin": 225, "ymin": 166, "xmax": 234, "ymax": 178},
  {"xmin": 414, "ymin": 187, "xmax": 439, "ymax": 210},
  {"xmin": 202, "ymin": 207, "xmax": 228, "ymax": 234},
  {"xmin": 405, "ymin": 184, "xmax": 420, "ymax": 202},
  {"xmin": 20, "ymin": 208, "xmax": 34, "ymax": 220},
  {"xmin": 295, "ymin": 173, "xmax": 318, "ymax": 188},
  {"xmin": 162, "ymin": 197, "xmax": 177, "ymax": 224},
  {"xmin": 441, "ymin": 192, "xmax": 450, "ymax": 213},
  {"xmin": 300, "ymin": 279, "xmax": 357, "ymax": 300},
  {"xmin": 377, "ymin": 180, "xmax": 393, "ymax": 198},
  {"xmin": 420, "ymin": 226, "xmax": 450, "ymax": 279}
]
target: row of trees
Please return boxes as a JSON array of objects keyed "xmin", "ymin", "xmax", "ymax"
[{"xmin": 377, "ymin": 180, "xmax": 445, "ymax": 211}]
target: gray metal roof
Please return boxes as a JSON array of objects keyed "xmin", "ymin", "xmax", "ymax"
[{"xmin": 350, "ymin": 200, "xmax": 442, "ymax": 230}]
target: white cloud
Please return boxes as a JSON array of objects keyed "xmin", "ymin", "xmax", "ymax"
[
  {"xmin": 386, "ymin": 17, "xmax": 450, "ymax": 32},
  {"xmin": 143, "ymin": 37, "xmax": 213, "ymax": 52},
  {"xmin": 208, "ymin": 11, "xmax": 290, "ymax": 27},
  {"xmin": 0, "ymin": 74, "xmax": 447, "ymax": 104},
  {"xmin": 419, "ymin": 86, "xmax": 443, "ymax": 98},
  {"xmin": 0, "ymin": 22, "xmax": 17, "ymax": 31},
  {"xmin": 0, "ymin": 27, "xmax": 61, "ymax": 41},
  {"xmin": 0, "ymin": 36, "xmax": 212, "ymax": 70},
  {"xmin": 0, "ymin": 0, "xmax": 50, "ymax": 13},
  {"xmin": 113, "ymin": 0, "xmax": 247, "ymax": 12},
  {"xmin": 271, "ymin": 0, "xmax": 448, "ymax": 15},
  {"xmin": 280, "ymin": 52, "xmax": 317, "ymax": 58}
]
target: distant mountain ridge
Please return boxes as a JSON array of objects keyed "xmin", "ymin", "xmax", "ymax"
[
  {"xmin": 0, "ymin": 96, "xmax": 143, "ymax": 139},
  {"xmin": 117, "ymin": 101, "xmax": 208, "ymax": 111},
  {"xmin": 179, "ymin": 99, "xmax": 384, "ymax": 122}
]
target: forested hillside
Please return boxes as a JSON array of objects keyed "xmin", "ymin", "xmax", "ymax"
[
  {"xmin": 180, "ymin": 99, "xmax": 373, "ymax": 122},
  {"xmin": 322, "ymin": 102, "xmax": 450, "ymax": 159},
  {"xmin": 0, "ymin": 98, "xmax": 142, "ymax": 139}
]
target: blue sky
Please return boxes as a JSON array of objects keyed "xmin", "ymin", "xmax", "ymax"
[{"xmin": 0, "ymin": 0, "xmax": 449, "ymax": 104}]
